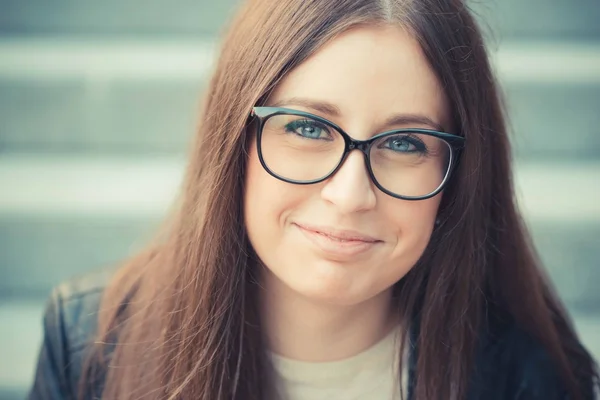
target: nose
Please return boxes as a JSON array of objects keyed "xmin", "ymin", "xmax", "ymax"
[{"xmin": 320, "ymin": 150, "xmax": 377, "ymax": 213}]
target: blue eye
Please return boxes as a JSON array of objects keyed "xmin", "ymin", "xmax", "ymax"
[
  {"xmin": 382, "ymin": 135, "xmax": 427, "ymax": 153},
  {"xmin": 285, "ymin": 119, "xmax": 331, "ymax": 140}
]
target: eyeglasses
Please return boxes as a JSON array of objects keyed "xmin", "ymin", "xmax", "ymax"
[{"xmin": 250, "ymin": 107, "xmax": 465, "ymax": 200}]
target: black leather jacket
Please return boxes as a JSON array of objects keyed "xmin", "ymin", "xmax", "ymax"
[{"xmin": 27, "ymin": 270, "xmax": 595, "ymax": 399}]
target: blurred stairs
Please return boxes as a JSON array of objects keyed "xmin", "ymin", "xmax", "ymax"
[{"xmin": 1, "ymin": 0, "xmax": 599, "ymax": 398}]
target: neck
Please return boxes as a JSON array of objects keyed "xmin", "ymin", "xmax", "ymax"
[{"xmin": 259, "ymin": 268, "xmax": 397, "ymax": 362}]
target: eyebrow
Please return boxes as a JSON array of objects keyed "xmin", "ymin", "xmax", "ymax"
[{"xmin": 269, "ymin": 97, "xmax": 446, "ymax": 132}]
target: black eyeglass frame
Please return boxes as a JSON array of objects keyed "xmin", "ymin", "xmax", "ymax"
[{"xmin": 250, "ymin": 106, "xmax": 466, "ymax": 201}]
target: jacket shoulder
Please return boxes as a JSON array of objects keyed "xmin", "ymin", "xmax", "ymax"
[
  {"xmin": 28, "ymin": 269, "xmax": 115, "ymax": 399},
  {"xmin": 471, "ymin": 316, "xmax": 574, "ymax": 400},
  {"xmin": 54, "ymin": 268, "xmax": 113, "ymax": 350}
]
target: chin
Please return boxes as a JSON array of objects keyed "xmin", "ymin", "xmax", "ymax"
[
  {"xmin": 297, "ymin": 285, "xmax": 362, "ymax": 306},
  {"xmin": 282, "ymin": 260, "xmax": 370, "ymax": 306}
]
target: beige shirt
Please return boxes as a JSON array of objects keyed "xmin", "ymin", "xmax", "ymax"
[{"xmin": 271, "ymin": 327, "xmax": 407, "ymax": 400}]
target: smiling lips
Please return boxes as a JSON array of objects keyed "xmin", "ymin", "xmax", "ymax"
[{"xmin": 294, "ymin": 222, "xmax": 381, "ymax": 258}]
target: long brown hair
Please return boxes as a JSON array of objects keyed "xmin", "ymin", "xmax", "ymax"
[{"xmin": 80, "ymin": 0, "xmax": 599, "ymax": 399}]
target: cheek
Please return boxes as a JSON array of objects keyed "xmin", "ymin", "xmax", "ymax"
[
  {"xmin": 388, "ymin": 196, "xmax": 439, "ymax": 235},
  {"xmin": 244, "ymin": 144, "xmax": 278, "ymax": 237},
  {"xmin": 382, "ymin": 195, "xmax": 440, "ymax": 275},
  {"xmin": 243, "ymin": 143, "xmax": 306, "ymax": 258}
]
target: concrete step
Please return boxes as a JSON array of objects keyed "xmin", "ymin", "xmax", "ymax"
[
  {"xmin": 0, "ymin": 299, "xmax": 45, "ymax": 400},
  {"xmin": 1, "ymin": 39, "xmax": 599, "ymax": 158},
  {"xmin": 470, "ymin": 0, "xmax": 600, "ymax": 40},
  {"xmin": 0, "ymin": 155, "xmax": 599, "ymax": 309},
  {"xmin": 0, "ymin": 0, "xmax": 598, "ymax": 40},
  {"xmin": 0, "ymin": 214, "xmax": 159, "ymax": 297},
  {"xmin": 0, "ymin": 0, "xmax": 239, "ymax": 39},
  {"xmin": 0, "ymin": 39, "xmax": 212, "ymax": 155}
]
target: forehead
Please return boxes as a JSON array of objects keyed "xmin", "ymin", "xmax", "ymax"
[{"xmin": 269, "ymin": 25, "xmax": 451, "ymax": 133}]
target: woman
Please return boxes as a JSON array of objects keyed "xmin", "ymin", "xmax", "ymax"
[{"xmin": 28, "ymin": 0, "xmax": 598, "ymax": 399}]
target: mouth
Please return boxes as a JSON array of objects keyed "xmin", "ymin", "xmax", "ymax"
[
  {"xmin": 293, "ymin": 222, "xmax": 382, "ymax": 258},
  {"xmin": 294, "ymin": 223, "xmax": 380, "ymax": 243}
]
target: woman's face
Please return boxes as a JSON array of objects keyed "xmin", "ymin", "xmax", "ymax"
[{"xmin": 244, "ymin": 25, "xmax": 452, "ymax": 305}]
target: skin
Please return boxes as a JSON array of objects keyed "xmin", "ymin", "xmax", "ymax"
[{"xmin": 244, "ymin": 24, "xmax": 452, "ymax": 362}]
